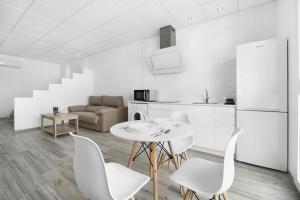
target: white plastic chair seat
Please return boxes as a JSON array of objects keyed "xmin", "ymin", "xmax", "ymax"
[
  {"xmin": 170, "ymin": 157, "xmax": 223, "ymax": 195},
  {"xmin": 106, "ymin": 162, "xmax": 150, "ymax": 200}
]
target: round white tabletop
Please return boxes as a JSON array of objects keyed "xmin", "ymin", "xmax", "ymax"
[{"xmin": 110, "ymin": 120, "xmax": 195, "ymax": 142}]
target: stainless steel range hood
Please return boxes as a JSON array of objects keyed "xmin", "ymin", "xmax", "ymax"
[{"xmin": 151, "ymin": 25, "xmax": 183, "ymax": 75}]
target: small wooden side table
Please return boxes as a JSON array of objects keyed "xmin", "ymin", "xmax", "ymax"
[{"xmin": 41, "ymin": 113, "xmax": 78, "ymax": 139}]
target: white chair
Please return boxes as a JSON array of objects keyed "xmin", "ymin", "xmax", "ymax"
[
  {"xmin": 169, "ymin": 112, "xmax": 194, "ymax": 157},
  {"xmin": 158, "ymin": 112, "xmax": 194, "ymax": 168},
  {"xmin": 70, "ymin": 133, "xmax": 150, "ymax": 200},
  {"xmin": 169, "ymin": 129, "xmax": 243, "ymax": 200}
]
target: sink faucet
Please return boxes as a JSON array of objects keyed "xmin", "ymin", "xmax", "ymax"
[{"xmin": 204, "ymin": 89, "xmax": 209, "ymax": 104}]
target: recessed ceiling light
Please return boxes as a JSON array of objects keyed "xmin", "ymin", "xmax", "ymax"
[
  {"xmin": 145, "ymin": 31, "xmax": 149, "ymax": 36},
  {"xmin": 187, "ymin": 16, "xmax": 193, "ymax": 21},
  {"xmin": 217, "ymin": 6, "xmax": 223, "ymax": 12}
]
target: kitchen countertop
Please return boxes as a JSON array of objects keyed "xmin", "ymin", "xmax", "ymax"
[{"xmin": 128, "ymin": 100, "xmax": 236, "ymax": 108}]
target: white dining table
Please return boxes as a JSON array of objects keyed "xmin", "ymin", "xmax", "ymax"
[{"xmin": 110, "ymin": 119, "xmax": 195, "ymax": 200}]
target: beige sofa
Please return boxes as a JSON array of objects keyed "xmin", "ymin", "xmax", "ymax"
[{"xmin": 68, "ymin": 96, "xmax": 128, "ymax": 132}]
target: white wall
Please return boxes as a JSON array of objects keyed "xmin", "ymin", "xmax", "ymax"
[
  {"xmin": 67, "ymin": 2, "xmax": 277, "ymax": 105},
  {"xmin": 277, "ymin": 0, "xmax": 299, "ymax": 190},
  {"xmin": 61, "ymin": 57, "xmax": 92, "ymax": 78},
  {"xmin": 0, "ymin": 54, "xmax": 61, "ymax": 118}
]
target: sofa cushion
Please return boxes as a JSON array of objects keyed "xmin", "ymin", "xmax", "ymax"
[
  {"xmin": 89, "ymin": 96, "xmax": 103, "ymax": 106},
  {"xmin": 86, "ymin": 105, "xmax": 101, "ymax": 113},
  {"xmin": 96, "ymin": 107, "xmax": 119, "ymax": 115},
  {"xmin": 72, "ymin": 112, "xmax": 99, "ymax": 124},
  {"xmin": 68, "ymin": 105, "xmax": 87, "ymax": 112},
  {"xmin": 102, "ymin": 96, "xmax": 123, "ymax": 107}
]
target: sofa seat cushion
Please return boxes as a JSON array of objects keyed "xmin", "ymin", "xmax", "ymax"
[
  {"xmin": 96, "ymin": 107, "xmax": 119, "ymax": 115},
  {"xmin": 68, "ymin": 105, "xmax": 87, "ymax": 112},
  {"xmin": 86, "ymin": 105, "xmax": 102, "ymax": 113},
  {"xmin": 72, "ymin": 112, "xmax": 99, "ymax": 124}
]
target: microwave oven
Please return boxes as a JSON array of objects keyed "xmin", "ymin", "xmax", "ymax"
[{"xmin": 134, "ymin": 90, "xmax": 158, "ymax": 102}]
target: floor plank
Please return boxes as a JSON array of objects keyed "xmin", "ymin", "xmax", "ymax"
[{"xmin": 0, "ymin": 119, "xmax": 299, "ymax": 200}]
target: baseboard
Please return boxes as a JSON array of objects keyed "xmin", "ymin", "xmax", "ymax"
[
  {"xmin": 294, "ymin": 177, "xmax": 300, "ymax": 193},
  {"xmin": 15, "ymin": 127, "xmax": 40, "ymax": 132},
  {"xmin": 190, "ymin": 145, "xmax": 225, "ymax": 157},
  {"xmin": 289, "ymin": 172, "xmax": 300, "ymax": 194}
]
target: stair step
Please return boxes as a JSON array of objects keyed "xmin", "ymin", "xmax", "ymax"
[
  {"xmin": 72, "ymin": 73, "xmax": 83, "ymax": 79},
  {"xmin": 62, "ymin": 78, "xmax": 72, "ymax": 84},
  {"xmin": 33, "ymin": 90, "xmax": 48, "ymax": 97},
  {"xmin": 49, "ymin": 83, "xmax": 61, "ymax": 90},
  {"xmin": 14, "ymin": 68, "xmax": 93, "ymax": 130}
]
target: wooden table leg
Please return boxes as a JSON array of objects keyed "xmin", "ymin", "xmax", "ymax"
[
  {"xmin": 184, "ymin": 190, "xmax": 191, "ymax": 200},
  {"xmin": 150, "ymin": 142, "xmax": 158, "ymax": 200},
  {"xmin": 53, "ymin": 119, "xmax": 57, "ymax": 139},
  {"xmin": 41, "ymin": 117, "xmax": 44, "ymax": 133},
  {"xmin": 158, "ymin": 154, "xmax": 166, "ymax": 170},
  {"xmin": 167, "ymin": 141, "xmax": 179, "ymax": 169},
  {"xmin": 222, "ymin": 193, "xmax": 228, "ymax": 200},
  {"xmin": 128, "ymin": 141, "xmax": 138, "ymax": 168}
]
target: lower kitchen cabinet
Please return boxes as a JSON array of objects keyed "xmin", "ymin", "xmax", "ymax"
[
  {"xmin": 171, "ymin": 105, "xmax": 215, "ymax": 150},
  {"xmin": 130, "ymin": 102, "xmax": 236, "ymax": 154},
  {"xmin": 148, "ymin": 109, "xmax": 171, "ymax": 118},
  {"xmin": 148, "ymin": 104, "xmax": 171, "ymax": 118},
  {"xmin": 215, "ymin": 107, "xmax": 236, "ymax": 151}
]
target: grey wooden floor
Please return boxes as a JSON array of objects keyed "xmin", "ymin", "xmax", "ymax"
[{"xmin": 0, "ymin": 119, "xmax": 299, "ymax": 200}]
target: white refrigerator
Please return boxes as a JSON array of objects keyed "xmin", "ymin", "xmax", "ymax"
[{"xmin": 236, "ymin": 38, "xmax": 288, "ymax": 172}]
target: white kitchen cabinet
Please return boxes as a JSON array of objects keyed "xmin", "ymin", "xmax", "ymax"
[
  {"xmin": 193, "ymin": 107, "xmax": 215, "ymax": 149},
  {"xmin": 148, "ymin": 104, "xmax": 171, "ymax": 118},
  {"xmin": 128, "ymin": 101, "xmax": 236, "ymax": 155},
  {"xmin": 215, "ymin": 107, "xmax": 235, "ymax": 151},
  {"xmin": 171, "ymin": 105, "xmax": 215, "ymax": 149},
  {"xmin": 148, "ymin": 109, "xmax": 171, "ymax": 118}
]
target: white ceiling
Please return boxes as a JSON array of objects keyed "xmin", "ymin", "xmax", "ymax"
[{"xmin": 0, "ymin": 0, "xmax": 275, "ymax": 64}]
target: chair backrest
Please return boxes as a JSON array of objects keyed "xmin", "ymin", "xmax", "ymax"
[
  {"xmin": 171, "ymin": 111, "xmax": 190, "ymax": 124},
  {"xmin": 70, "ymin": 133, "xmax": 114, "ymax": 200},
  {"xmin": 218, "ymin": 128, "xmax": 243, "ymax": 194},
  {"xmin": 169, "ymin": 112, "xmax": 194, "ymax": 154}
]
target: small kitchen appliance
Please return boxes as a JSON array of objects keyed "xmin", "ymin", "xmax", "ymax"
[{"xmin": 134, "ymin": 90, "xmax": 158, "ymax": 102}]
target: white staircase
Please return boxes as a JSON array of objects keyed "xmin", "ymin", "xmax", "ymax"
[{"xmin": 14, "ymin": 69, "xmax": 93, "ymax": 131}]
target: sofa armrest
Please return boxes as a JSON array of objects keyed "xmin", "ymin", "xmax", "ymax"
[
  {"xmin": 68, "ymin": 105, "xmax": 87, "ymax": 112},
  {"xmin": 96, "ymin": 107, "xmax": 128, "ymax": 132}
]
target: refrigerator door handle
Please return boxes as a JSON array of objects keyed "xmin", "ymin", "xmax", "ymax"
[{"xmin": 237, "ymin": 107, "xmax": 282, "ymax": 112}]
